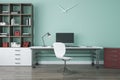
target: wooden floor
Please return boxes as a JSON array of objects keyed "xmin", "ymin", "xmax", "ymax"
[{"xmin": 0, "ymin": 65, "xmax": 120, "ymax": 80}]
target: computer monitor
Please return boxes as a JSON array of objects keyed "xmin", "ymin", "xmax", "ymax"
[{"xmin": 56, "ymin": 33, "xmax": 74, "ymax": 44}]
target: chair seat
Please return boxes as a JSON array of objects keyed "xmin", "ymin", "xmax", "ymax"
[{"xmin": 58, "ymin": 57, "xmax": 72, "ymax": 60}]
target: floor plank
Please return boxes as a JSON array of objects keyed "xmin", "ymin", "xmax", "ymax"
[{"xmin": 0, "ymin": 65, "xmax": 120, "ymax": 80}]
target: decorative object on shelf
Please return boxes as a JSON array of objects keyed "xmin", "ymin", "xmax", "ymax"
[
  {"xmin": 42, "ymin": 32, "xmax": 51, "ymax": 47},
  {"xmin": 28, "ymin": 18, "xmax": 31, "ymax": 25},
  {"xmin": 11, "ymin": 42, "xmax": 21, "ymax": 47},
  {"xmin": 26, "ymin": 18, "xmax": 28, "ymax": 25},
  {"xmin": 0, "ymin": 22, "xmax": 6, "ymax": 25},
  {"xmin": 22, "ymin": 41, "xmax": 30, "ymax": 47},
  {"xmin": 26, "ymin": 18, "xmax": 31, "ymax": 25},
  {"xmin": 2, "ymin": 42, "xmax": 9, "ymax": 47},
  {"xmin": 14, "ymin": 30, "xmax": 20, "ymax": 36},
  {"xmin": 11, "ymin": 18, "xmax": 15, "ymax": 25}
]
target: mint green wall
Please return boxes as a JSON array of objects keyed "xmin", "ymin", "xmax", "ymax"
[
  {"xmin": 1, "ymin": 0, "xmax": 120, "ymax": 47},
  {"xmin": 1, "ymin": 0, "xmax": 120, "ymax": 62},
  {"xmin": 34, "ymin": 0, "xmax": 120, "ymax": 47}
]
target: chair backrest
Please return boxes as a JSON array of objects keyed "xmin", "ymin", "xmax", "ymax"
[{"xmin": 53, "ymin": 42, "xmax": 66, "ymax": 58}]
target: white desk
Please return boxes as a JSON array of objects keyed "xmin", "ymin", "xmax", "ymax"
[{"xmin": 30, "ymin": 46, "xmax": 103, "ymax": 68}]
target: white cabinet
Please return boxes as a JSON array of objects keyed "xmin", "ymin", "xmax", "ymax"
[
  {"xmin": 0, "ymin": 48, "xmax": 31, "ymax": 66},
  {"xmin": 0, "ymin": 48, "xmax": 14, "ymax": 65}
]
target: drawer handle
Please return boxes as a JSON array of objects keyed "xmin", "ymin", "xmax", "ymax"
[
  {"xmin": 15, "ymin": 50, "xmax": 21, "ymax": 51},
  {"xmin": 111, "ymin": 50, "xmax": 117, "ymax": 52},
  {"xmin": 15, "ymin": 58, "xmax": 21, "ymax": 60},
  {"xmin": 111, "ymin": 59, "xmax": 118, "ymax": 61},
  {"xmin": 15, "ymin": 54, "xmax": 21, "ymax": 56},
  {"xmin": 15, "ymin": 62, "xmax": 20, "ymax": 64}
]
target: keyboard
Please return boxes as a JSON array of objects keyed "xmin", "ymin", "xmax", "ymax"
[{"xmin": 66, "ymin": 45, "xmax": 79, "ymax": 47}]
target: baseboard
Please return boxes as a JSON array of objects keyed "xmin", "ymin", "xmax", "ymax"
[{"xmin": 38, "ymin": 61, "xmax": 104, "ymax": 64}]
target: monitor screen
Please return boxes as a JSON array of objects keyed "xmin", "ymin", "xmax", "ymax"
[{"xmin": 56, "ymin": 33, "xmax": 74, "ymax": 43}]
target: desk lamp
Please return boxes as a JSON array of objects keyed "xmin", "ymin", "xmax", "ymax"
[{"xmin": 42, "ymin": 32, "xmax": 51, "ymax": 47}]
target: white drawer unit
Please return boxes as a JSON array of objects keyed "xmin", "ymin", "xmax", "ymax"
[
  {"xmin": 0, "ymin": 48, "xmax": 14, "ymax": 65},
  {"xmin": 0, "ymin": 48, "xmax": 31, "ymax": 66}
]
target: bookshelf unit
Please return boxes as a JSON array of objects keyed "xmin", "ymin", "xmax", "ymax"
[{"xmin": 0, "ymin": 3, "xmax": 33, "ymax": 47}]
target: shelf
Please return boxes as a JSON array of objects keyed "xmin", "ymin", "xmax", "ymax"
[
  {"xmin": 0, "ymin": 14, "xmax": 10, "ymax": 15},
  {"xmin": 0, "ymin": 3, "xmax": 33, "ymax": 47},
  {"xmin": 0, "ymin": 36, "xmax": 8, "ymax": 37},
  {"xmin": 0, "ymin": 25, "xmax": 10, "ymax": 26}
]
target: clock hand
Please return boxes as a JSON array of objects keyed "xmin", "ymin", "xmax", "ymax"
[
  {"xmin": 66, "ymin": 2, "xmax": 80, "ymax": 12},
  {"xmin": 58, "ymin": 5, "xmax": 67, "ymax": 12}
]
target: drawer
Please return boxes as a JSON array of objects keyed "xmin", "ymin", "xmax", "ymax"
[
  {"xmin": 104, "ymin": 48, "xmax": 120, "ymax": 68},
  {"xmin": 14, "ymin": 62, "xmax": 21, "ymax": 65},
  {"xmin": 15, "ymin": 57, "xmax": 21, "ymax": 60},
  {"xmin": 104, "ymin": 48, "xmax": 120, "ymax": 53},
  {"xmin": 105, "ymin": 54, "xmax": 119, "ymax": 60},
  {"xmin": 104, "ymin": 61, "xmax": 120, "ymax": 68}
]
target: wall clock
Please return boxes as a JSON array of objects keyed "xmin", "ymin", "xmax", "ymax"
[{"xmin": 58, "ymin": 0, "xmax": 80, "ymax": 13}]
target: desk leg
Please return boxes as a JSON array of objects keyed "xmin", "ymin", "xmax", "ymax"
[
  {"xmin": 91, "ymin": 51, "xmax": 95, "ymax": 66},
  {"xmin": 35, "ymin": 52, "xmax": 39, "ymax": 65},
  {"xmin": 95, "ymin": 50, "xmax": 100, "ymax": 69},
  {"xmin": 32, "ymin": 50, "xmax": 39, "ymax": 68}
]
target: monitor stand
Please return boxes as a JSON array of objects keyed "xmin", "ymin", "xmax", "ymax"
[{"xmin": 65, "ymin": 43, "xmax": 75, "ymax": 47}]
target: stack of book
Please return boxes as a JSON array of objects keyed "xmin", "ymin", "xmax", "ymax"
[
  {"xmin": 22, "ymin": 33, "xmax": 30, "ymax": 36},
  {"xmin": 0, "ymin": 22, "xmax": 6, "ymax": 25},
  {"xmin": 0, "ymin": 33, "xmax": 8, "ymax": 36},
  {"xmin": 11, "ymin": 12, "xmax": 18, "ymax": 14},
  {"xmin": 2, "ymin": 11, "xmax": 9, "ymax": 14}
]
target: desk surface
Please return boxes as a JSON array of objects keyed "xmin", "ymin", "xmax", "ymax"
[{"xmin": 30, "ymin": 46, "xmax": 103, "ymax": 50}]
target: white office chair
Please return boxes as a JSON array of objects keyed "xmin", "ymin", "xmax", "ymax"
[{"xmin": 53, "ymin": 42, "xmax": 72, "ymax": 72}]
